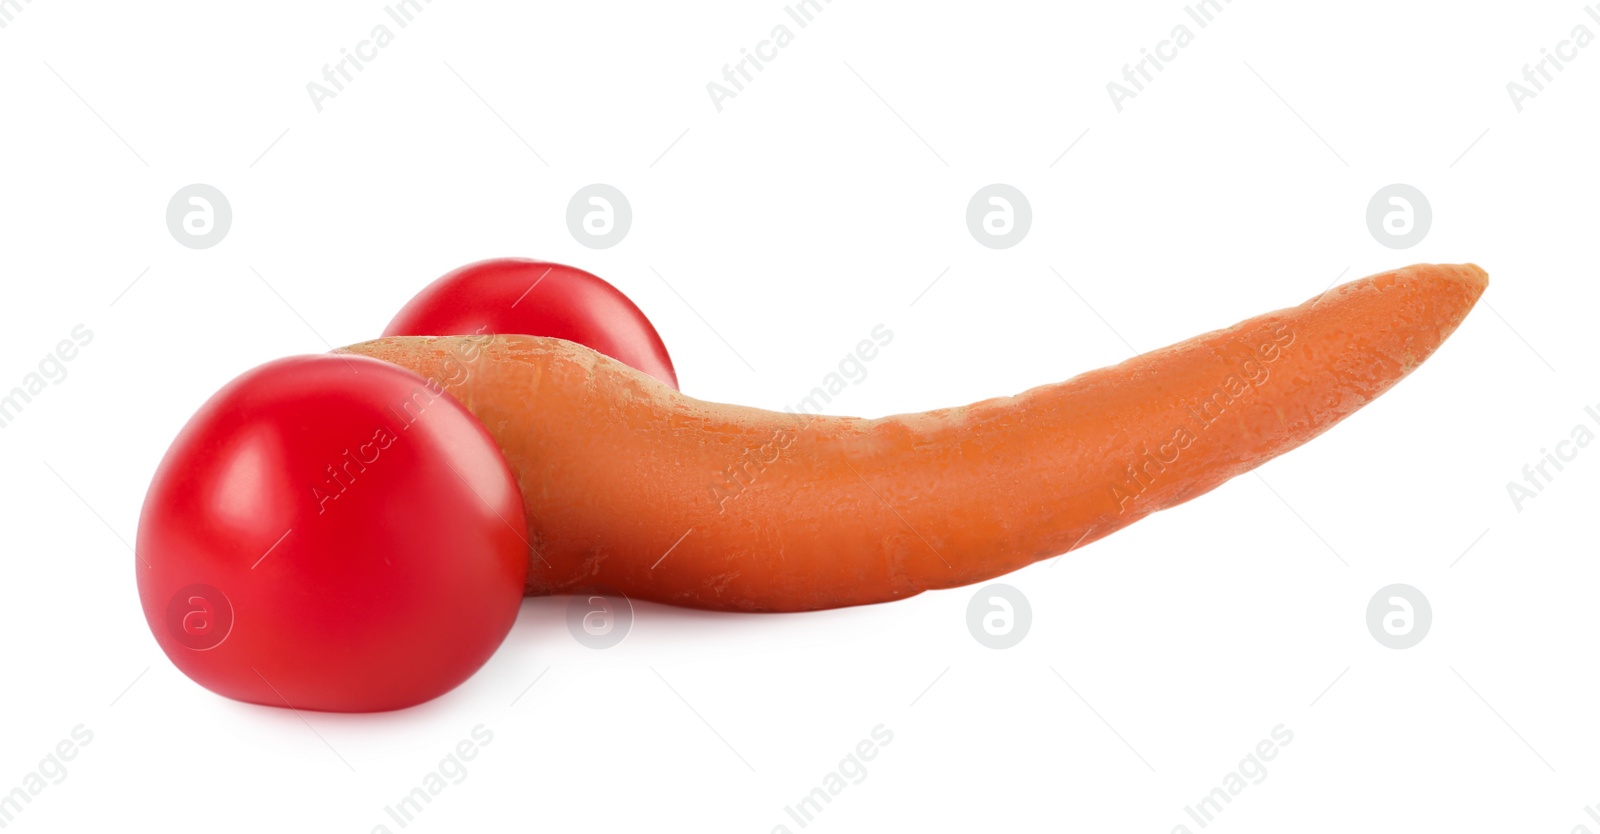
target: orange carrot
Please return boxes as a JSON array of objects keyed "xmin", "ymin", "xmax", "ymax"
[{"xmin": 338, "ymin": 263, "xmax": 1487, "ymax": 612}]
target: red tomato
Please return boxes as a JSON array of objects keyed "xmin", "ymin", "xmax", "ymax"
[
  {"xmin": 384, "ymin": 258, "xmax": 679, "ymax": 389},
  {"xmin": 136, "ymin": 353, "xmax": 528, "ymax": 713}
]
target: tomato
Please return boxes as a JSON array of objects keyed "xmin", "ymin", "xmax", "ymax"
[
  {"xmin": 384, "ymin": 258, "xmax": 679, "ymax": 389},
  {"xmin": 136, "ymin": 353, "xmax": 528, "ymax": 713}
]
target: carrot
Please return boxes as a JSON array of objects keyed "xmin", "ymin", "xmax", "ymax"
[{"xmin": 337, "ymin": 263, "xmax": 1487, "ymax": 612}]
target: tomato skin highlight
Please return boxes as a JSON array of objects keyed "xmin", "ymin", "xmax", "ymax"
[
  {"xmin": 136, "ymin": 354, "xmax": 528, "ymax": 713},
  {"xmin": 385, "ymin": 258, "xmax": 679, "ymax": 389}
]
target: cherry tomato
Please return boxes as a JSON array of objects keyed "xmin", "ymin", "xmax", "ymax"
[
  {"xmin": 384, "ymin": 258, "xmax": 679, "ymax": 389},
  {"xmin": 136, "ymin": 353, "xmax": 528, "ymax": 713}
]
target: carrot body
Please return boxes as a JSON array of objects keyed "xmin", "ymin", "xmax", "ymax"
[{"xmin": 339, "ymin": 263, "xmax": 1487, "ymax": 612}]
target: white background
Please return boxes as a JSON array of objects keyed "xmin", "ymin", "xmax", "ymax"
[{"xmin": 2, "ymin": 1, "xmax": 1597, "ymax": 831}]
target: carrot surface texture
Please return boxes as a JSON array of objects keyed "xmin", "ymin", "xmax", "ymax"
[{"xmin": 338, "ymin": 263, "xmax": 1487, "ymax": 613}]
